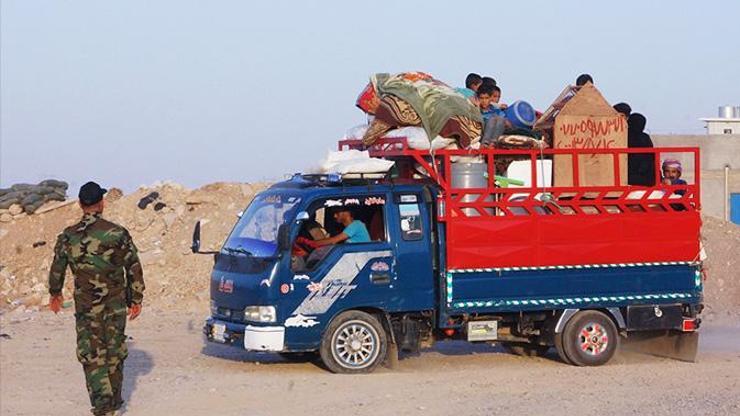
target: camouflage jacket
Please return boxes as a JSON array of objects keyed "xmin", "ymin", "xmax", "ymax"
[{"xmin": 49, "ymin": 212, "xmax": 145, "ymax": 309}]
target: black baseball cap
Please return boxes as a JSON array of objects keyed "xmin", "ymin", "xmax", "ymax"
[{"xmin": 78, "ymin": 181, "xmax": 107, "ymax": 206}]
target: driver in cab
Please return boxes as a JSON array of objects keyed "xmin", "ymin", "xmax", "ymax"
[{"xmin": 298, "ymin": 206, "xmax": 370, "ymax": 248}]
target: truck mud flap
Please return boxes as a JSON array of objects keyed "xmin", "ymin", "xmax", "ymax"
[{"xmin": 623, "ymin": 330, "xmax": 699, "ymax": 363}]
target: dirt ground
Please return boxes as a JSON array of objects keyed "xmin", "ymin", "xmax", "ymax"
[
  {"xmin": 1, "ymin": 306, "xmax": 739, "ymax": 416},
  {"xmin": 1, "ymin": 182, "xmax": 740, "ymax": 415}
]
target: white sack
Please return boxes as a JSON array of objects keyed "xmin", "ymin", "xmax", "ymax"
[
  {"xmin": 384, "ymin": 127, "xmax": 455, "ymax": 150},
  {"xmin": 320, "ymin": 149, "xmax": 395, "ymax": 174}
]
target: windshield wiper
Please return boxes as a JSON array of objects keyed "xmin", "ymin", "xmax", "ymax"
[{"xmin": 223, "ymin": 247, "xmax": 254, "ymax": 256}]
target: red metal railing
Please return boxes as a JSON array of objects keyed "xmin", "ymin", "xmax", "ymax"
[{"xmin": 339, "ymin": 138, "xmax": 701, "ymax": 219}]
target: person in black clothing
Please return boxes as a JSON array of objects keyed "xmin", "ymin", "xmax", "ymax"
[
  {"xmin": 576, "ymin": 73, "xmax": 594, "ymax": 86},
  {"xmin": 613, "ymin": 102, "xmax": 632, "ymax": 118},
  {"xmin": 627, "ymin": 113, "xmax": 656, "ymax": 186}
]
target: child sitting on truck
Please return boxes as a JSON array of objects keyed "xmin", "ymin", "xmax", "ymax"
[
  {"xmin": 479, "ymin": 85, "xmax": 510, "ymax": 147},
  {"xmin": 455, "ymin": 73, "xmax": 482, "ymax": 100}
]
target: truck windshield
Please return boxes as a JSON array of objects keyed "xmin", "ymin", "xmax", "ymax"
[{"xmin": 223, "ymin": 193, "xmax": 301, "ymax": 257}]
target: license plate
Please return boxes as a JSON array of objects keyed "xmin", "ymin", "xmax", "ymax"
[{"xmin": 212, "ymin": 323, "xmax": 226, "ymax": 343}]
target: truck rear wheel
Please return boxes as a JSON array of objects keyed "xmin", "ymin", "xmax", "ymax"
[
  {"xmin": 320, "ymin": 310, "xmax": 387, "ymax": 374},
  {"xmin": 559, "ymin": 310, "xmax": 618, "ymax": 366},
  {"xmin": 554, "ymin": 332, "xmax": 573, "ymax": 365}
]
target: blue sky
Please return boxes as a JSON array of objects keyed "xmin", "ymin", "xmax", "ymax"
[{"xmin": 2, "ymin": 0, "xmax": 739, "ymax": 192}]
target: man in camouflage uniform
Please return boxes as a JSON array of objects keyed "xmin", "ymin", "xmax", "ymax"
[{"xmin": 48, "ymin": 181, "xmax": 145, "ymax": 416}]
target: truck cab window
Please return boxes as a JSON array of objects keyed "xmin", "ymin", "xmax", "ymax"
[
  {"xmin": 399, "ymin": 203, "xmax": 423, "ymax": 241},
  {"xmin": 291, "ymin": 195, "xmax": 387, "ymax": 272}
]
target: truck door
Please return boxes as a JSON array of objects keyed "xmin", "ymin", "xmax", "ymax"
[
  {"xmin": 390, "ymin": 192, "xmax": 435, "ymax": 310},
  {"xmin": 284, "ymin": 193, "xmax": 396, "ymax": 330}
]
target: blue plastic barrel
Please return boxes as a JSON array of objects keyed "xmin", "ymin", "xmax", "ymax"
[
  {"xmin": 731, "ymin": 193, "xmax": 740, "ymax": 225},
  {"xmin": 503, "ymin": 100, "xmax": 537, "ymax": 129}
]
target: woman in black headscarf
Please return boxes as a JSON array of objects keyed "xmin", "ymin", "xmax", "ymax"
[{"xmin": 627, "ymin": 113, "xmax": 656, "ymax": 186}]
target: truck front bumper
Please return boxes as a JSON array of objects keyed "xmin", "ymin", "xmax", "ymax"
[{"xmin": 204, "ymin": 317, "xmax": 285, "ymax": 352}]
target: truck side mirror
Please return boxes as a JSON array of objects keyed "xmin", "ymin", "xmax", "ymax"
[
  {"xmin": 191, "ymin": 221, "xmax": 201, "ymax": 253},
  {"xmin": 277, "ymin": 223, "xmax": 291, "ymax": 252}
]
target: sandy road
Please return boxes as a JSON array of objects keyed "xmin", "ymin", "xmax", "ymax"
[{"xmin": 2, "ymin": 307, "xmax": 739, "ymax": 416}]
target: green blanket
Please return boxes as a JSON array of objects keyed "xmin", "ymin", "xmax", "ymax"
[{"xmin": 374, "ymin": 73, "xmax": 483, "ymax": 140}]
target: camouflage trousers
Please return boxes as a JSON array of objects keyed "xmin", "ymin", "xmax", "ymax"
[{"xmin": 75, "ymin": 300, "xmax": 128, "ymax": 416}]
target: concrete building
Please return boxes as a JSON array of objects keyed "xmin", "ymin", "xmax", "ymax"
[
  {"xmin": 701, "ymin": 105, "xmax": 740, "ymax": 135},
  {"xmin": 652, "ymin": 134, "xmax": 740, "ymax": 220}
]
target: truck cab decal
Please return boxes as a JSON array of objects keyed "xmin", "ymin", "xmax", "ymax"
[{"xmin": 290, "ymin": 250, "xmax": 392, "ymax": 316}]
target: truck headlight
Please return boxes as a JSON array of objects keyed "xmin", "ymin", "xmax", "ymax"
[{"xmin": 244, "ymin": 306, "xmax": 276, "ymax": 323}]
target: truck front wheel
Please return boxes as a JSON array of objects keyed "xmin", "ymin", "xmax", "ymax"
[
  {"xmin": 558, "ymin": 310, "xmax": 619, "ymax": 366},
  {"xmin": 320, "ymin": 310, "xmax": 387, "ymax": 374}
]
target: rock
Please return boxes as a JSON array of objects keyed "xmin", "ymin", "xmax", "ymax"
[
  {"xmin": 43, "ymin": 192, "xmax": 66, "ymax": 203},
  {"xmin": 12, "ymin": 213, "xmax": 27, "ymax": 220},
  {"xmin": 10, "ymin": 184, "xmax": 35, "ymax": 192},
  {"xmin": 106, "ymin": 188, "xmax": 124, "ymax": 202},
  {"xmin": 0, "ymin": 193, "xmax": 22, "ymax": 209},
  {"xmin": 39, "ymin": 179, "xmax": 69, "ymax": 190},
  {"xmin": 174, "ymin": 204, "xmax": 186, "ymax": 217},
  {"xmin": 20, "ymin": 293, "xmax": 42, "ymax": 306},
  {"xmin": 185, "ymin": 190, "xmax": 215, "ymax": 205},
  {"xmin": 20, "ymin": 193, "xmax": 42, "ymax": 206},
  {"xmin": 24, "ymin": 201, "xmax": 45, "ymax": 214},
  {"xmin": 33, "ymin": 186, "xmax": 55, "ymax": 195},
  {"xmin": 8, "ymin": 204, "xmax": 23, "ymax": 216},
  {"xmin": 0, "ymin": 213, "xmax": 11, "ymax": 223},
  {"xmin": 139, "ymin": 249, "xmax": 165, "ymax": 266},
  {"xmin": 163, "ymin": 212, "xmax": 178, "ymax": 229}
]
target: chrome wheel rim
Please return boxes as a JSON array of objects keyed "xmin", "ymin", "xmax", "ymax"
[
  {"xmin": 331, "ymin": 320, "xmax": 379, "ymax": 369},
  {"xmin": 579, "ymin": 322, "xmax": 609, "ymax": 356}
]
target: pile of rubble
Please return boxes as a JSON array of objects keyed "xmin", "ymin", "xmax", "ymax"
[
  {"xmin": 0, "ymin": 181, "xmax": 269, "ymax": 315},
  {"xmin": 700, "ymin": 216, "xmax": 740, "ymax": 322},
  {"xmin": 0, "ymin": 180, "xmax": 70, "ymax": 222}
]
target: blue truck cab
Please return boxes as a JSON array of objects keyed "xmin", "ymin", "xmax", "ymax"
[{"xmin": 198, "ymin": 172, "xmax": 703, "ymax": 373}]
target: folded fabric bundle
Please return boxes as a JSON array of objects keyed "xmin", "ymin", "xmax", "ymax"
[
  {"xmin": 495, "ymin": 135, "xmax": 546, "ymax": 149},
  {"xmin": 356, "ymin": 72, "xmax": 483, "ymax": 149}
]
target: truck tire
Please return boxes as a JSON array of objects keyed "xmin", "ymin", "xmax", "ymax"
[
  {"xmin": 503, "ymin": 342, "xmax": 550, "ymax": 357},
  {"xmin": 560, "ymin": 310, "xmax": 618, "ymax": 366},
  {"xmin": 554, "ymin": 332, "xmax": 574, "ymax": 365},
  {"xmin": 320, "ymin": 310, "xmax": 387, "ymax": 374}
]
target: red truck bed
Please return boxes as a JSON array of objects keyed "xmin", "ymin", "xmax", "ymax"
[{"xmin": 339, "ymin": 138, "xmax": 702, "ymax": 269}]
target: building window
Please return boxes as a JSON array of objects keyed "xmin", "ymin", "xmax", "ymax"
[{"xmin": 724, "ymin": 128, "xmax": 733, "ymax": 134}]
